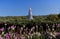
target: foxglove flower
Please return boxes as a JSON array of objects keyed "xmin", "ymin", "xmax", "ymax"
[
  {"xmin": 21, "ymin": 35, "xmax": 26, "ymax": 39},
  {"xmin": 2, "ymin": 31, "xmax": 4, "ymax": 35},
  {"xmin": 20, "ymin": 27, "xmax": 23, "ymax": 31},
  {"xmin": 8, "ymin": 27, "xmax": 11, "ymax": 30},
  {"xmin": 4, "ymin": 33, "xmax": 10, "ymax": 39},
  {"xmin": 0, "ymin": 27, "xmax": 4, "ymax": 31},
  {"xmin": 0, "ymin": 35, "xmax": 3, "ymax": 39},
  {"xmin": 11, "ymin": 25, "xmax": 16, "ymax": 30}
]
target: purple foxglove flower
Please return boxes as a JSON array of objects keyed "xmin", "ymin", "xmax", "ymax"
[
  {"xmin": 13, "ymin": 34, "xmax": 18, "ymax": 39},
  {"xmin": 6, "ymin": 36, "xmax": 10, "ymax": 39},
  {"xmin": 0, "ymin": 27, "xmax": 4, "ymax": 31},
  {"xmin": 5, "ymin": 33, "xmax": 10, "ymax": 39},
  {"xmin": 55, "ymin": 32, "xmax": 60, "ymax": 36},
  {"xmin": 21, "ymin": 35, "xmax": 26, "ymax": 39},
  {"xmin": 11, "ymin": 25, "xmax": 16, "ymax": 30},
  {"xmin": 0, "ymin": 35, "xmax": 3, "ymax": 39},
  {"xmin": 14, "ymin": 37, "xmax": 18, "ymax": 39},
  {"xmin": 8, "ymin": 27, "xmax": 11, "ymax": 30},
  {"xmin": 57, "ymin": 24, "xmax": 60, "ymax": 27}
]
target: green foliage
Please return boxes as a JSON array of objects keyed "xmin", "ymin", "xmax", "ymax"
[
  {"xmin": 47, "ymin": 14, "xmax": 58, "ymax": 21},
  {"xmin": 58, "ymin": 13, "xmax": 60, "ymax": 18},
  {"xmin": 0, "ymin": 14, "xmax": 59, "ymax": 24}
]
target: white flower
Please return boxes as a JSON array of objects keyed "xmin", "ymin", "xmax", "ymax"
[
  {"xmin": 35, "ymin": 32, "xmax": 39, "ymax": 35},
  {"xmin": 23, "ymin": 25, "xmax": 25, "ymax": 28},
  {"xmin": 12, "ymin": 28, "xmax": 14, "ymax": 30},
  {"xmin": 29, "ymin": 33, "xmax": 31, "ymax": 35},
  {"xmin": 50, "ymin": 32, "xmax": 53, "ymax": 35},
  {"xmin": 21, "ymin": 27, "xmax": 23, "ymax": 30},
  {"xmin": 38, "ymin": 33, "xmax": 41, "ymax": 36},
  {"xmin": 31, "ymin": 36, "xmax": 32, "ymax": 39},
  {"xmin": 36, "ymin": 25, "xmax": 38, "ymax": 28},
  {"xmin": 32, "ymin": 26, "xmax": 35, "ymax": 29},
  {"xmin": 28, "ymin": 36, "xmax": 29, "ymax": 38},
  {"xmin": 2, "ymin": 32, "xmax": 4, "ymax": 35},
  {"xmin": 52, "ymin": 34, "xmax": 55, "ymax": 37},
  {"xmin": 52, "ymin": 28, "xmax": 54, "ymax": 31}
]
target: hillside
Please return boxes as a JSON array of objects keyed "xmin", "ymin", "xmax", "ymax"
[{"xmin": 0, "ymin": 14, "xmax": 60, "ymax": 24}]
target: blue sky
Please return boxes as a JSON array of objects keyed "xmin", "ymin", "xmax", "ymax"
[{"xmin": 0, "ymin": 0, "xmax": 60, "ymax": 16}]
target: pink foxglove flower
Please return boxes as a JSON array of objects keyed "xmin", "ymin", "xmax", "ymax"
[
  {"xmin": 5, "ymin": 33, "xmax": 10, "ymax": 39},
  {"xmin": 21, "ymin": 35, "xmax": 26, "ymax": 39},
  {"xmin": 11, "ymin": 25, "xmax": 16, "ymax": 30},
  {"xmin": 55, "ymin": 32, "xmax": 60, "ymax": 36},
  {"xmin": 0, "ymin": 27, "xmax": 4, "ymax": 31},
  {"xmin": 8, "ymin": 27, "xmax": 11, "ymax": 30},
  {"xmin": 0, "ymin": 35, "xmax": 3, "ymax": 39},
  {"xmin": 13, "ymin": 34, "xmax": 18, "ymax": 39},
  {"xmin": 57, "ymin": 24, "xmax": 60, "ymax": 27},
  {"xmin": 14, "ymin": 36, "xmax": 18, "ymax": 39}
]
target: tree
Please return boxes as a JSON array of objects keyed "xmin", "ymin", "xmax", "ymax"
[
  {"xmin": 47, "ymin": 14, "xmax": 58, "ymax": 22},
  {"xmin": 58, "ymin": 13, "xmax": 60, "ymax": 19}
]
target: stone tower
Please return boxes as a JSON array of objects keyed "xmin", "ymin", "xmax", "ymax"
[{"xmin": 28, "ymin": 8, "xmax": 33, "ymax": 20}]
